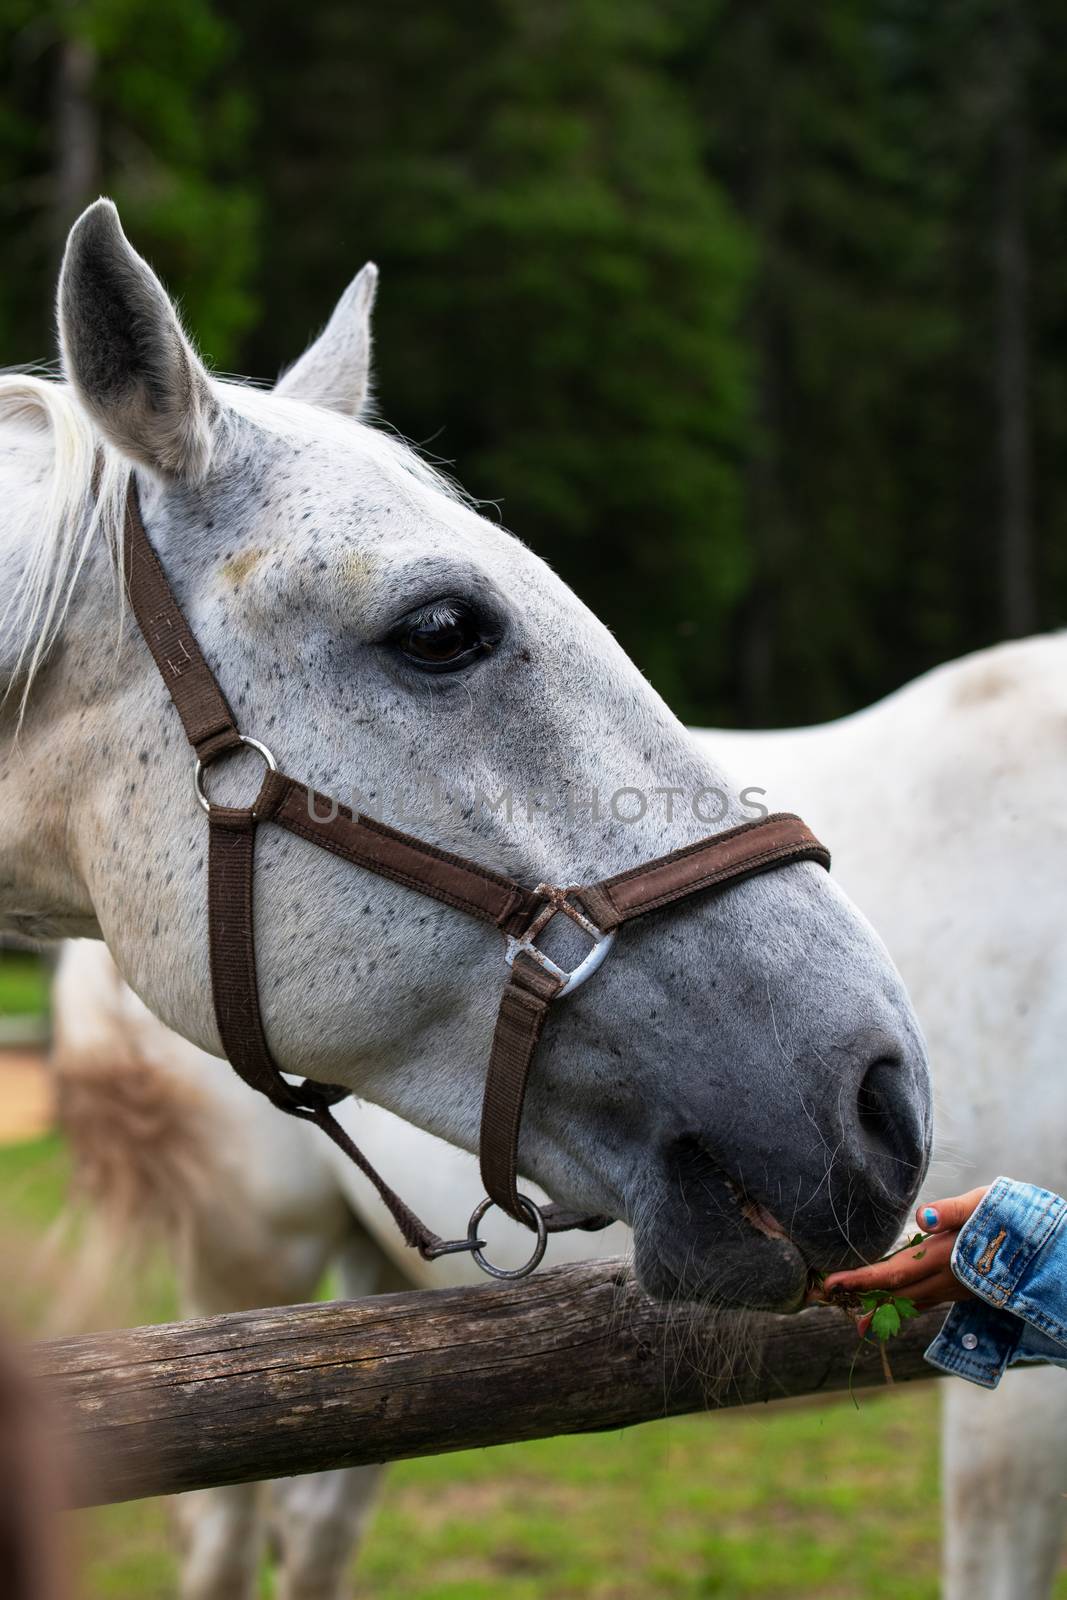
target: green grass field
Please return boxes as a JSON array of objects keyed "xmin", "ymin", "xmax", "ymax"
[
  {"xmin": 0, "ymin": 950, "xmax": 50, "ymax": 1018},
  {"xmin": 0, "ymin": 957, "xmax": 1062, "ymax": 1599}
]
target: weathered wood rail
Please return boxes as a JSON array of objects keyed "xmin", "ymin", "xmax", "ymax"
[{"xmin": 32, "ymin": 1258, "xmax": 946, "ymax": 1508}]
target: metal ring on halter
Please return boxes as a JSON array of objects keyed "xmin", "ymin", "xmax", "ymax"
[
  {"xmin": 467, "ymin": 1194, "xmax": 548, "ymax": 1280},
  {"xmin": 194, "ymin": 735, "xmax": 278, "ymax": 815}
]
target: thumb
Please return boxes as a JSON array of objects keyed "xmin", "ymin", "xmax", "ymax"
[{"xmin": 916, "ymin": 1186, "xmax": 989, "ymax": 1235}]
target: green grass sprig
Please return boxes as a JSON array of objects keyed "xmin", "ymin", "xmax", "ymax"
[{"xmin": 821, "ymin": 1232, "xmax": 928, "ymax": 1402}]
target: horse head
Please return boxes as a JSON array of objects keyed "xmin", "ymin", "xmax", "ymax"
[{"xmin": 0, "ymin": 201, "xmax": 931, "ymax": 1307}]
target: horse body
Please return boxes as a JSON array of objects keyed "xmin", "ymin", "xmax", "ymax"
[
  {"xmin": 52, "ymin": 632, "xmax": 1067, "ymax": 1596},
  {"xmin": 708, "ymin": 638, "xmax": 1067, "ymax": 1600}
]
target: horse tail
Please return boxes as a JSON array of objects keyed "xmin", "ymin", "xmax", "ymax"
[{"xmin": 47, "ymin": 942, "xmax": 223, "ymax": 1323}]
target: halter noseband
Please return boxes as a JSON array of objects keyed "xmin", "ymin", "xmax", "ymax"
[{"xmin": 121, "ymin": 480, "xmax": 830, "ymax": 1278}]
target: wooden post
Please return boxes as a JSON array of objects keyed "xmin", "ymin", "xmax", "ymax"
[{"xmin": 31, "ymin": 1258, "xmax": 948, "ymax": 1508}]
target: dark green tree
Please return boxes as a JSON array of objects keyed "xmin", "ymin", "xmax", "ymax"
[
  {"xmin": 5, "ymin": 0, "xmax": 1067, "ymax": 727},
  {"xmin": 224, "ymin": 0, "xmax": 754, "ymax": 718},
  {"xmin": 0, "ymin": 0, "xmax": 255, "ymax": 367}
]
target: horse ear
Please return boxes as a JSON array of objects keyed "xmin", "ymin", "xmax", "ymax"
[
  {"xmin": 57, "ymin": 199, "xmax": 219, "ymax": 479},
  {"xmin": 274, "ymin": 264, "xmax": 378, "ymax": 418}
]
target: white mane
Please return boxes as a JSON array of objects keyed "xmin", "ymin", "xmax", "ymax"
[
  {"xmin": 0, "ymin": 372, "xmax": 466, "ymax": 715},
  {"xmin": 0, "ymin": 374, "xmax": 130, "ymax": 709}
]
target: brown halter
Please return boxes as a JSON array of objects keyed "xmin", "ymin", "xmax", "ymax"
[{"xmin": 121, "ymin": 479, "xmax": 831, "ymax": 1277}]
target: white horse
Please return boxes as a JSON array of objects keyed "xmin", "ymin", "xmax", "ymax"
[
  {"xmin": 55, "ymin": 626, "xmax": 1067, "ymax": 1600},
  {"xmin": 4, "ymin": 204, "xmax": 927, "ymax": 1586}
]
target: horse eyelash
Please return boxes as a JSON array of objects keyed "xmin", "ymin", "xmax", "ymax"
[{"xmin": 410, "ymin": 599, "xmax": 466, "ymax": 630}]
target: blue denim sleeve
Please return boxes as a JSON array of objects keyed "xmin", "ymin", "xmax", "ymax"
[{"xmin": 924, "ymin": 1178, "xmax": 1067, "ymax": 1388}]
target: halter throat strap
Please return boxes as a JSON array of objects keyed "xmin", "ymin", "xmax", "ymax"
[{"xmin": 120, "ymin": 479, "xmax": 830, "ymax": 1269}]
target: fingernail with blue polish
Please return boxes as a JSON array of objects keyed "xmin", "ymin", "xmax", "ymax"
[{"xmin": 922, "ymin": 1207, "xmax": 939, "ymax": 1229}]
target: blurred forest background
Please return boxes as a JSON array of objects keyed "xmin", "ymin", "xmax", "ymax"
[{"xmin": 2, "ymin": 0, "xmax": 1064, "ymax": 726}]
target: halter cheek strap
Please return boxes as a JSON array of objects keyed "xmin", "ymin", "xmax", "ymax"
[{"xmin": 121, "ymin": 479, "xmax": 831, "ymax": 1274}]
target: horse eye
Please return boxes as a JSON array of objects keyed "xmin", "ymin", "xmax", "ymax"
[{"xmin": 391, "ymin": 599, "xmax": 489, "ymax": 673}]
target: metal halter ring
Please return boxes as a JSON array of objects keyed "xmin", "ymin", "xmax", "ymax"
[
  {"xmin": 194, "ymin": 735, "xmax": 278, "ymax": 815},
  {"xmin": 467, "ymin": 1194, "xmax": 548, "ymax": 1280}
]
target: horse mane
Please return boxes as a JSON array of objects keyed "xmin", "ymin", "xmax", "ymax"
[
  {"xmin": 0, "ymin": 373, "xmax": 130, "ymax": 713},
  {"xmin": 0, "ymin": 370, "xmax": 468, "ymax": 719}
]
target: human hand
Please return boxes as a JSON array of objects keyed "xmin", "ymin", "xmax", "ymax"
[{"xmin": 812, "ymin": 1187, "xmax": 990, "ymax": 1330}]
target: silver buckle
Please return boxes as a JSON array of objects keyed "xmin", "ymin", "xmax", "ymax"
[
  {"xmin": 193, "ymin": 735, "xmax": 278, "ymax": 815},
  {"xmin": 505, "ymin": 884, "xmax": 614, "ymax": 998}
]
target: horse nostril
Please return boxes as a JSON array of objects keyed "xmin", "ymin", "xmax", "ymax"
[{"xmin": 855, "ymin": 1056, "xmax": 924, "ymax": 1171}]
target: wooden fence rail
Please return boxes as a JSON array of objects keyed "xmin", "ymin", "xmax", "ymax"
[{"xmin": 31, "ymin": 1258, "xmax": 946, "ymax": 1508}]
